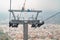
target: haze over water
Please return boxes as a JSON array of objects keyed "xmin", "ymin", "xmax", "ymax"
[{"xmin": 0, "ymin": 0, "xmax": 60, "ymax": 24}]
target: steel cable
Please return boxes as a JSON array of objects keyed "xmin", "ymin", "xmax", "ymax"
[{"xmin": 43, "ymin": 12, "xmax": 60, "ymax": 22}]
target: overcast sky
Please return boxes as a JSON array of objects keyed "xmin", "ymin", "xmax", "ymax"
[
  {"xmin": 0, "ymin": 0, "xmax": 60, "ymax": 11},
  {"xmin": 0, "ymin": 0, "xmax": 60, "ymax": 24}
]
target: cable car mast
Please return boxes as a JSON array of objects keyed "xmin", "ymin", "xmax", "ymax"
[{"xmin": 9, "ymin": 0, "xmax": 44, "ymax": 40}]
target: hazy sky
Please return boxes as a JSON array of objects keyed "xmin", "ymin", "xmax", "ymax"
[
  {"xmin": 0, "ymin": 0, "xmax": 60, "ymax": 24},
  {"xmin": 0, "ymin": 0, "xmax": 60, "ymax": 10}
]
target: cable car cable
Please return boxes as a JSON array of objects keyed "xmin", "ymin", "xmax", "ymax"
[{"xmin": 43, "ymin": 12, "xmax": 60, "ymax": 22}]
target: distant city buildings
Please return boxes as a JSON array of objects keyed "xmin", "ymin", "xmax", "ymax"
[{"xmin": 0, "ymin": 24, "xmax": 60, "ymax": 40}]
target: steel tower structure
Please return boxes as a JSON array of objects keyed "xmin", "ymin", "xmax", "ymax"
[{"xmin": 9, "ymin": 0, "xmax": 44, "ymax": 40}]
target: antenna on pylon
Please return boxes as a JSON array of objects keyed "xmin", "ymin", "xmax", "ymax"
[{"xmin": 22, "ymin": 0, "xmax": 26, "ymax": 11}]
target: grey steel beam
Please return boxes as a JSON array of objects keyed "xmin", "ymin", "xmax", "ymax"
[
  {"xmin": 35, "ymin": 12, "xmax": 39, "ymax": 20},
  {"xmin": 11, "ymin": 12, "xmax": 16, "ymax": 20},
  {"xmin": 10, "ymin": 20, "xmax": 39, "ymax": 24},
  {"xmin": 23, "ymin": 23, "xmax": 28, "ymax": 40},
  {"xmin": 9, "ymin": 10, "xmax": 42, "ymax": 12}
]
